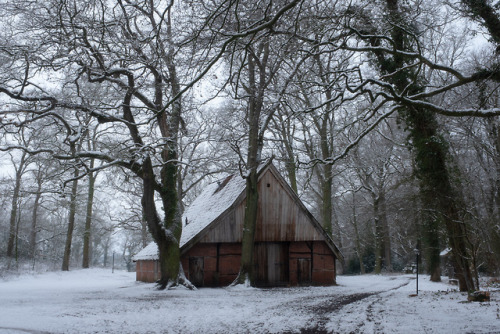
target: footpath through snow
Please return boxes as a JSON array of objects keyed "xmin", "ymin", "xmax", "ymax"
[{"xmin": 0, "ymin": 269, "xmax": 498, "ymax": 333}]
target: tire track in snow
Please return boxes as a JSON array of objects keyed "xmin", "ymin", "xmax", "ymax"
[
  {"xmin": 298, "ymin": 277, "xmax": 413, "ymax": 333},
  {"xmin": 296, "ymin": 292, "xmax": 376, "ymax": 333},
  {"xmin": 359, "ymin": 279, "xmax": 413, "ymax": 333}
]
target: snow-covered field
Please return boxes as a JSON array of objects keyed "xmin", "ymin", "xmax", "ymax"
[{"xmin": 0, "ymin": 269, "xmax": 498, "ymax": 334}]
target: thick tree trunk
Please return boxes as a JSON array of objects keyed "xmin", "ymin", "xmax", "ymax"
[
  {"xmin": 362, "ymin": 0, "xmax": 476, "ymax": 290},
  {"xmin": 321, "ymin": 167, "xmax": 333, "ymax": 236},
  {"xmin": 144, "ymin": 5, "xmax": 185, "ymax": 289},
  {"xmin": 141, "ymin": 154, "xmax": 182, "ymax": 289},
  {"xmin": 62, "ymin": 168, "xmax": 79, "ymax": 271},
  {"xmin": 82, "ymin": 159, "xmax": 96, "ymax": 268},
  {"xmin": 488, "ymin": 119, "xmax": 500, "ymax": 273},
  {"xmin": 394, "ymin": 40, "xmax": 473, "ymax": 291},
  {"xmin": 157, "ymin": 233, "xmax": 181, "ymax": 289},
  {"xmin": 272, "ymin": 111, "xmax": 298, "ymax": 193},
  {"xmin": 332, "ymin": 204, "xmax": 344, "ymax": 274},
  {"xmin": 422, "ymin": 212, "xmax": 442, "ymax": 282},
  {"xmin": 405, "ymin": 106, "xmax": 467, "ymax": 284},
  {"xmin": 285, "ymin": 156, "xmax": 298, "ymax": 194},
  {"xmin": 122, "ymin": 5, "xmax": 184, "ymax": 288},
  {"xmin": 141, "ymin": 216, "xmax": 149, "ymax": 248},
  {"xmin": 159, "ymin": 149, "xmax": 183, "ymax": 288},
  {"xmin": 234, "ymin": 43, "xmax": 267, "ymax": 286},
  {"xmin": 235, "ymin": 118, "xmax": 262, "ymax": 285},
  {"xmin": 236, "ymin": 169, "xmax": 259, "ymax": 285},
  {"xmin": 316, "ymin": 54, "xmax": 335, "ymax": 237}
]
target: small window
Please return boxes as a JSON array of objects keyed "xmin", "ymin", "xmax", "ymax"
[{"xmin": 267, "ymin": 183, "xmax": 271, "ymax": 187}]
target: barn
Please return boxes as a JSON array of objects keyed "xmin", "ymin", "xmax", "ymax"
[{"xmin": 133, "ymin": 162, "xmax": 343, "ymax": 287}]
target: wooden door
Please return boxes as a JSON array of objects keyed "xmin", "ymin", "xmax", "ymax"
[
  {"xmin": 297, "ymin": 258, "xmax": 311, "ymax": 285},
  {"xmin": 189, "ymin": 257, "xmax": 204, "ymax": 287},
  {"xmin": 254, "ymin": 243, "xmax": 289, "ymax": 286},
  {"xmin": 254, "ymin": 243, "xmax": 268, "ymax": 286},
  {"xmin": 267, "ymin": 243, "xmax": 289, "ymax": 284}
]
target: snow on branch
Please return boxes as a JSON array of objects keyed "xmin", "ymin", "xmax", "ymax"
[{"xmin": 309, "ymin": 106, "xmax": 398, "ymax": 167}]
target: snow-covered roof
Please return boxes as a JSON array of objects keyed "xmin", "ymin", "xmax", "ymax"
[
  {"xmin": 132, "ymin": 242, "xmax": 158, "ymax": 261},
  {"xmin": 132, "ymin": 161, "xmax": 344, "ymax": 263},
  {"xmin": 180, "ymin": 174, "xmax": 247, "ymax": 247},
  {"xmin": 132, "ymin": 172, "xmax": 247, "ymax": 261}
]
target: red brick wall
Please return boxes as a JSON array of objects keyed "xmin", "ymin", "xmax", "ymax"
[
  {"xmin": 289, "ymin": 241, "xmax": 312, "ymax": 285},
  {"xmin": 288, "ymin": 241, "xmax": 336, "ymax": 286},
  {"xmin": 183, "ymin": 243, "xmax": 218, "ymax": 286},
  {"xmin": 183, "ymin": 243, "xmax": 242, "ymax": 287},
  {"xmin": 312, "ymin": 241, "xmax": 336, "ymax": 285},
  {"xmin": 137, "ymin": 241, "xmax": 336, "ymax": 286},
  {"xmin": 218, "ymin": 243, "xmax": 242, "ymax": 285},
  {"xmin": 136, "ymin": 260, "xmax": 160, "ymax": 283}
]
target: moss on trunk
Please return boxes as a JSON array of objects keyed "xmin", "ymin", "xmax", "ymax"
[{"xmin": 235, "ymin": 170, "xmax": 259, "ymax": 285}]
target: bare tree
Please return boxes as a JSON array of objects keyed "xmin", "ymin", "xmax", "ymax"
[
  {"xmin": 0, "ymin": 0, "xmax": 300, "ymax": 287},
  {"xmin": 6, "ymin": 149, "xmax": 28, "ymax": 260}
]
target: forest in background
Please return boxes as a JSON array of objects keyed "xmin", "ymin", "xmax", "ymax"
[{"xmin": 0, "ymin": 0, "xmax": 499, "ymax": 291}]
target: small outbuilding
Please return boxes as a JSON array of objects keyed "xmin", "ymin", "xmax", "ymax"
[{"xmin": 133, "ymin": 162, "xmax": 343, "ymax": 287}]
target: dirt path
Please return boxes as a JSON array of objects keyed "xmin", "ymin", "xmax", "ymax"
[
  {"xmin": 296, "ymin": 279, "xmax": 412, "ymax": 333},
  {"xmin": 298, "ymin": 293, "xmax": 376, "ymax": 333}
]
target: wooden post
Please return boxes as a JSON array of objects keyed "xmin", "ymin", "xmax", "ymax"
[{"xmin": 415, "ymin": 246, "xmax": 420, "ymax": 295}]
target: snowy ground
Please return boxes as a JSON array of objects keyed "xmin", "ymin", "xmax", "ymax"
[{"xmin": 0, "ymin": 269, "xmax": 498, "ymax": 334}]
